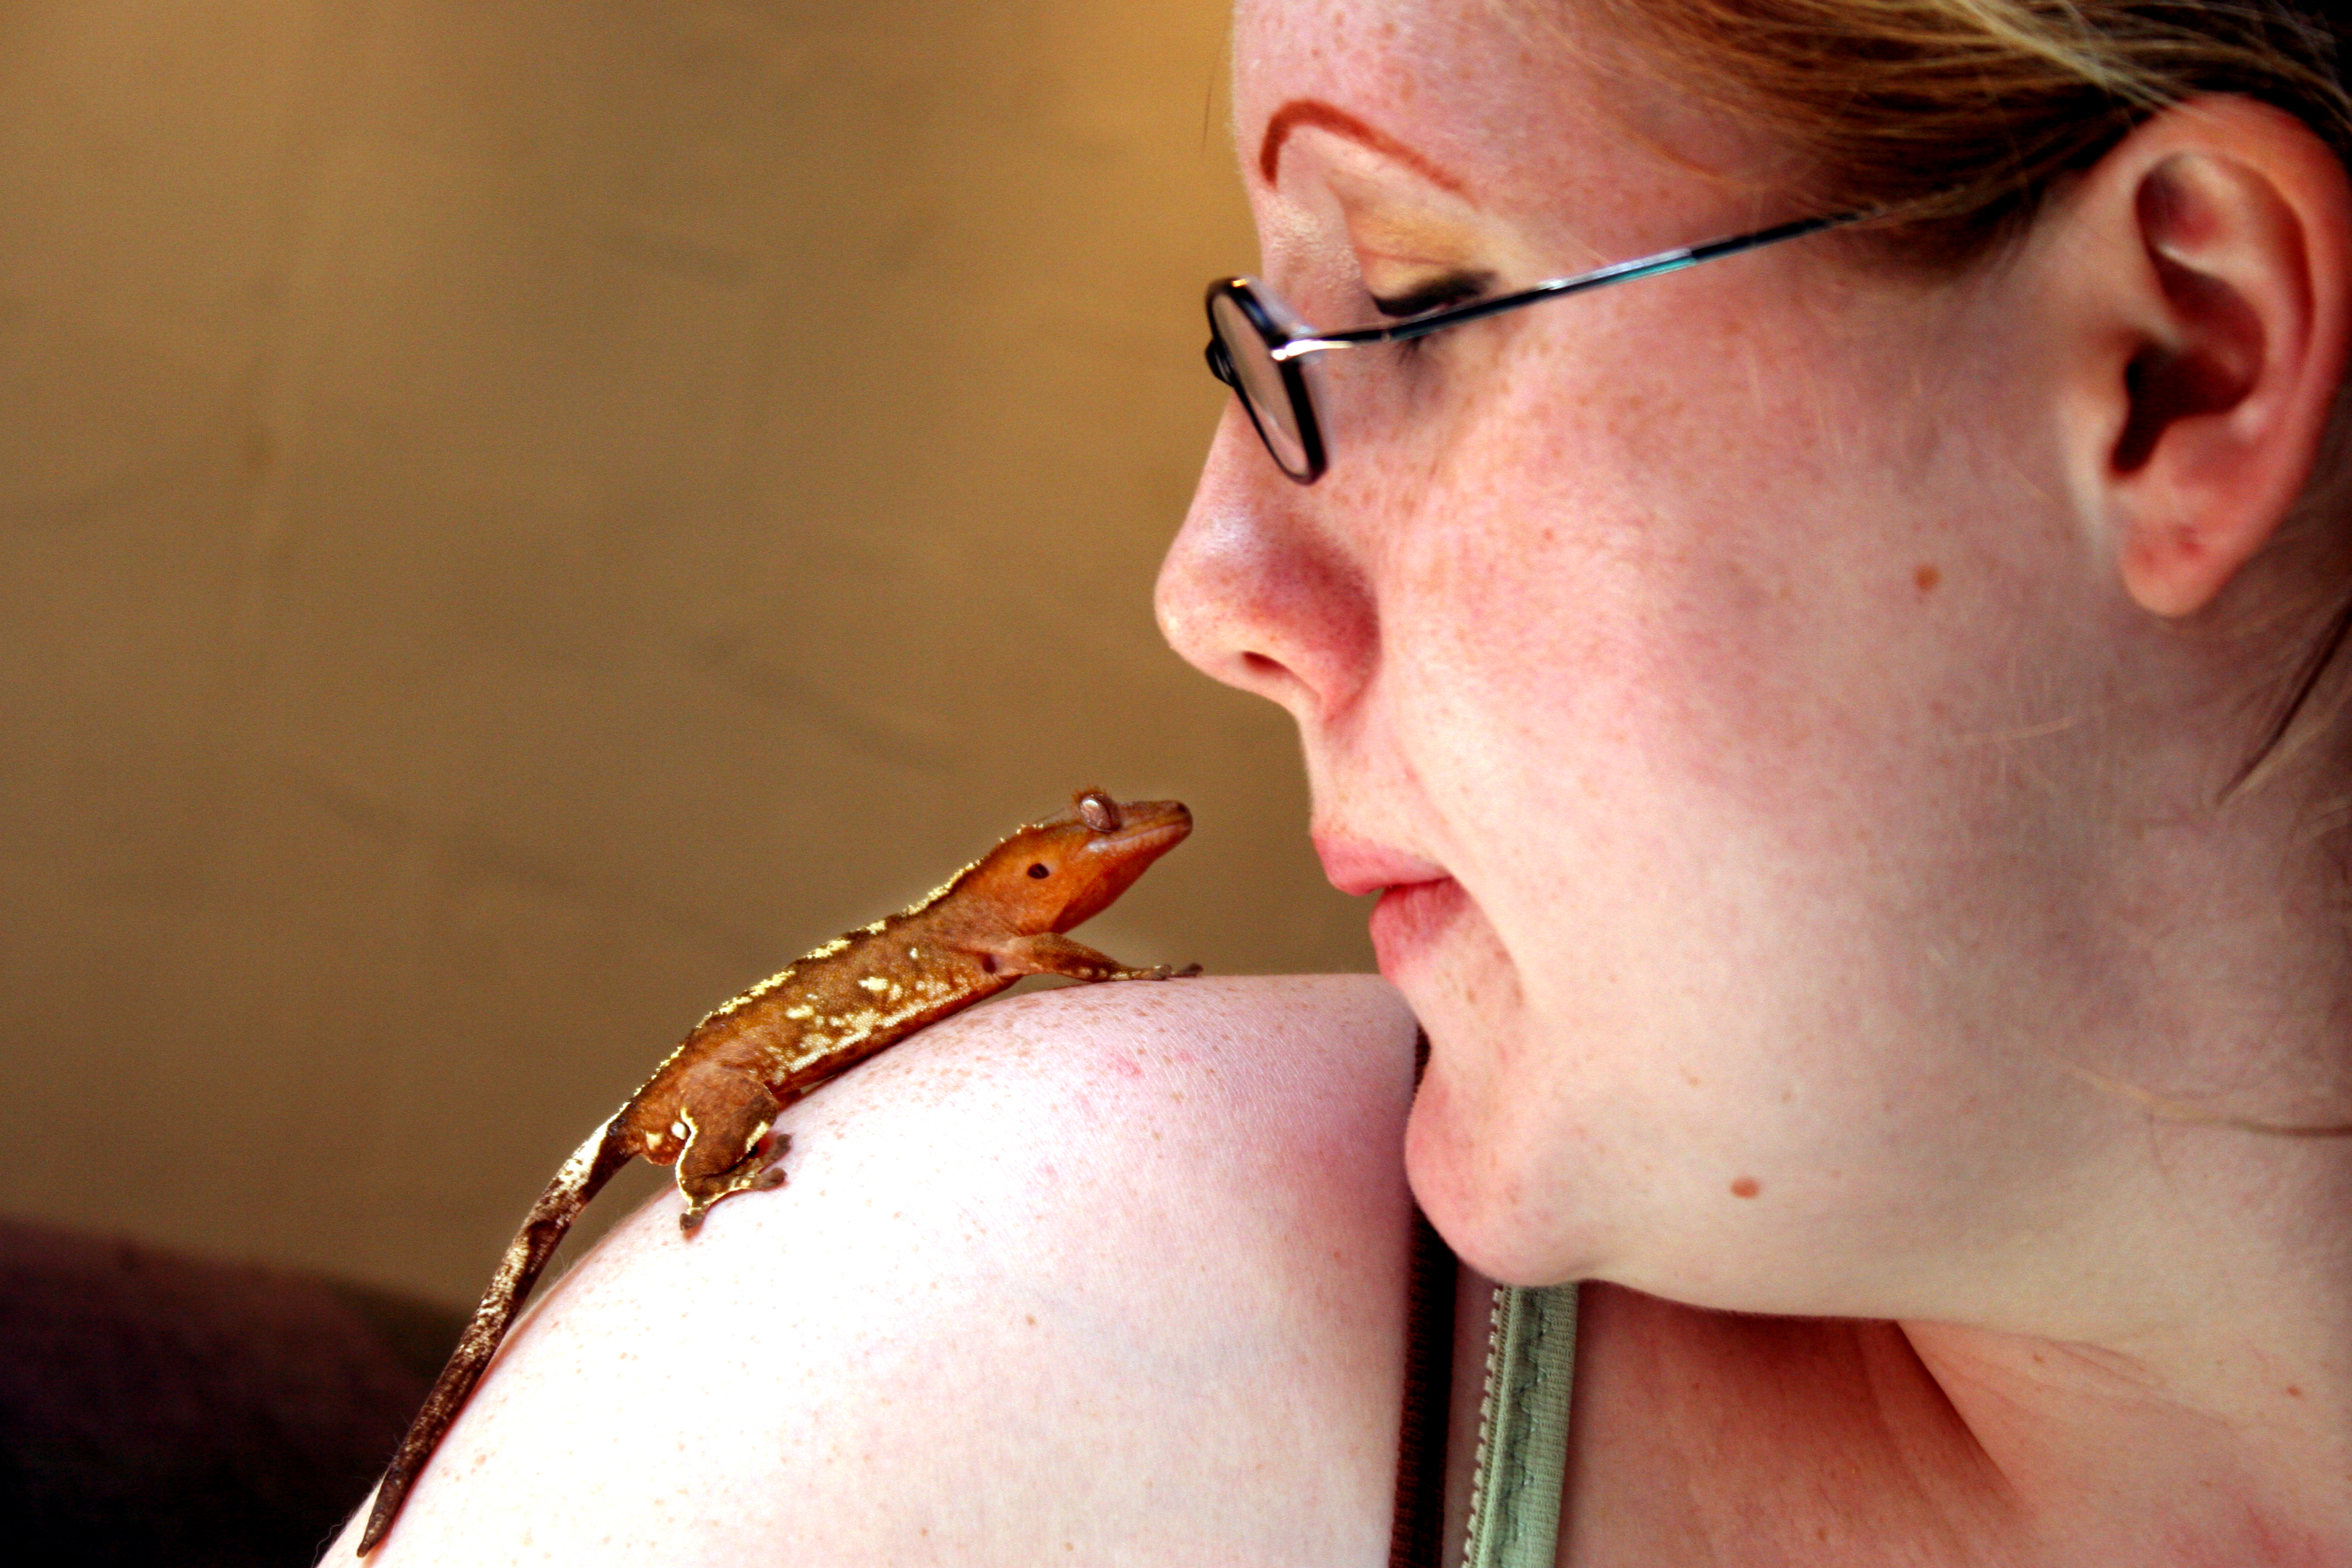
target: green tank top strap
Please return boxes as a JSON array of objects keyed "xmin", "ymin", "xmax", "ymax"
[{"xmin": 1461, "ymin": 1281, "xmax": 1580, "ymax": 1568}]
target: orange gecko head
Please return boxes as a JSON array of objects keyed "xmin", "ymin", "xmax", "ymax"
[{"xmin": 965, "ymin": 788, "xmax": 1193, "ymax": 934}]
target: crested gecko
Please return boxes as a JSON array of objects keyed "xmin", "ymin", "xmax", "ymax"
[{"xmin": 356, "ymin": 788, "xmax": 1197, "ymax": 1555}]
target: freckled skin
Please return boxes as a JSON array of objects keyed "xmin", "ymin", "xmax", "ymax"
[{"xmin": 356, "ymin": 789, "xmax": 1196, "ymax": 1557}]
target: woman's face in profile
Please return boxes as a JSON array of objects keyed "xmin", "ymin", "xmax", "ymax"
[{"xmin": 1162, "ymin": 0, "xmax": 2135, "ymax": 1308}]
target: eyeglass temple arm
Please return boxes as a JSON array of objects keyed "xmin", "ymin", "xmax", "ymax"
[{"xmin": 1270, "ymin": 209, "xmax": 1873, "ymax": 360}]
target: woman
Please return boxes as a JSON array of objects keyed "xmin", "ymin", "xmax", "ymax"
[{"xmin": 342, "ymin": 1, "xmax": 2352, "ymax": 1561}]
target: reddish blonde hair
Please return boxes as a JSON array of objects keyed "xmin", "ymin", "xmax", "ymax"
[{"xmin": 1582, "ymin": 1, "xmax": 2351, "ymax": 266}]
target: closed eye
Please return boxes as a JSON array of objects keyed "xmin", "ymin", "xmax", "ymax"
[{"xmin": 1371, "ymin": 270, "xmax": 1493, "ymax": 321}]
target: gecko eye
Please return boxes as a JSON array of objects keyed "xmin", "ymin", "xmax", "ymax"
[
  {"xmin": 1028, "ymin": 863, "xmax": 1051, "ymax": 879},
  {"xmin": 1077, "ymin": 792, "xmax": 1120, "ymax": 832}
]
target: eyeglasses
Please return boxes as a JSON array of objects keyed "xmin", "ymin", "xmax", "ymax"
[{"xmin": 1204, "ymin": 209, "xmax": 1870, "ymax": 484}]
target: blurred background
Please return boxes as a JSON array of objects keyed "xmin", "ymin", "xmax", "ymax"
[{"xmin": 0, "ymin": 0, "xmax": 1369, "ymax": 1365}]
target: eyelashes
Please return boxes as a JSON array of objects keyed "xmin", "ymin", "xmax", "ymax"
[
  {"xmin": 1370, "ymin": 270, "xmax": 1494, "ymax": 320},
  {"xmin": 1369, "ymin": 271, "xmax": 1495, "ymax": 365}
]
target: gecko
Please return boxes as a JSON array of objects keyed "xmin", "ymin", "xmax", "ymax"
[{"xmin": 355, "ymin": 787, "xmax": 1197, "ymax": 1556}]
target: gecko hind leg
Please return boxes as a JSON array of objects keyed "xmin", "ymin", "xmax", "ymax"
[{"xmin": 673, "ymin": 1065, "xmax": 788, "ymax": 1232}]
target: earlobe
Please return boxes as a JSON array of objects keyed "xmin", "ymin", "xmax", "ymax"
[
  {"xmin": 2081, "ymin": 101, "xmax": 2352, "ymax": 619},
  {"xmin": 2119, "ymin": 507, "xmax": 2244, "ymax": 619}
]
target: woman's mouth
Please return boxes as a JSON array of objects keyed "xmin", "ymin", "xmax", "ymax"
[
  {"xmin": 1367, "ymin": 878, "xmax": 1467, "ymax": 977},
  {"xmin": 1312, "ymin": 833, "xmax": 1444, "ymax": 897},
  {"xmin": 1312, "ymin": 833, "xmax": 1463, "ymax": 977}
]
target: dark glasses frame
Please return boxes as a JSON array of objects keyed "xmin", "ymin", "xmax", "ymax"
[{"xmin": 1204, "ymin": 209, "xmax": 1871, "ymax": 483}]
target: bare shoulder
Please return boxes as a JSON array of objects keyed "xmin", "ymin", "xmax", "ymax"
[{"xmin": 340, "ymin": 975, "xmax": 1420, "ymax": 1567}]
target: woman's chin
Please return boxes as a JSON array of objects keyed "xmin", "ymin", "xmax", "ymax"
[
  {"xmin": 1379, "ymin": 887, "xmax": 1604, "ymax": 1281},
  {"xmin": 1403, "ymin": 1048, "xmax": 1600, "ymax": 1287}
]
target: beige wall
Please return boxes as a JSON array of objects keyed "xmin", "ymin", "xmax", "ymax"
[{"xmin": 0, "ymin": 0, "xmax": 1370, "ymax": 1306}]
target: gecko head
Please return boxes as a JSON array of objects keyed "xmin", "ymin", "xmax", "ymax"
[{"xmin": 973, "ymin": 789, "xmax": 1193, "ymax": 933}]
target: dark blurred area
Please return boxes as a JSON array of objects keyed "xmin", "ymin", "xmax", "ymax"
[{"xmin": 0, "ymin": 1219, "xmax": 462, "ymax": 1565}]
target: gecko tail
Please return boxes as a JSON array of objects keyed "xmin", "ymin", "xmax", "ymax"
[{"xmin": 356, "ymin": 1114, "xmax": 635, "ymax": 1557}]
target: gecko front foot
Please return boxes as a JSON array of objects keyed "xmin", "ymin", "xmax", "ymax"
[
  {"xmin": 679, "ymin": 1161, "xmax": 787, "ymax": 1233},
  {"xmin": 678, "ymin": 1129, "xmax": 791, "ymax": 1232}
]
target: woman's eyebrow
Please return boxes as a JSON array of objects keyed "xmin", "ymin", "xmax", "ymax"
[{"xmin": 1257, "ymin": 99, "xmax": 1467, "ymax": 195}]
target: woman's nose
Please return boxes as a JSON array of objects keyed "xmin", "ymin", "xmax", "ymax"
[{"xmin": 1156, "ymin": 403, "xmax": 1379, "ymax": 724}]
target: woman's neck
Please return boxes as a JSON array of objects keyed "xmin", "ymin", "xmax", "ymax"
[
  {"xmin": 1561, "ymin": 1278, "xmax": 2352, "ymax": 1567},
  {"xmin": 1907, "ymin": 1306, "xmax": 2352, "ymax": 1564}
]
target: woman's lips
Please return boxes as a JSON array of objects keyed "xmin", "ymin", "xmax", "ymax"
[
  {"xmin": 1312, "ymin": 834, "xmax": 1445, "ymax": 897},
  {"xmin": 1369, "ymin": 877, "xmax": 1467, "ymax": 977},
  {"xmin": 1313, "ymin": 834, "xmax": 1462, "ymax": 977}
]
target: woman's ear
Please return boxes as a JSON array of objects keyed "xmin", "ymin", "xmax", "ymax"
[{"xmin": 2045, "ymin": 97, "xmax": 2352, "ymax": 618}]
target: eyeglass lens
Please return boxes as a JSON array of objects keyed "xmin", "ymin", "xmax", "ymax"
[{"xmin": 1209, "ymin": 290, "xmax": 1314, "ymax": 479}]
